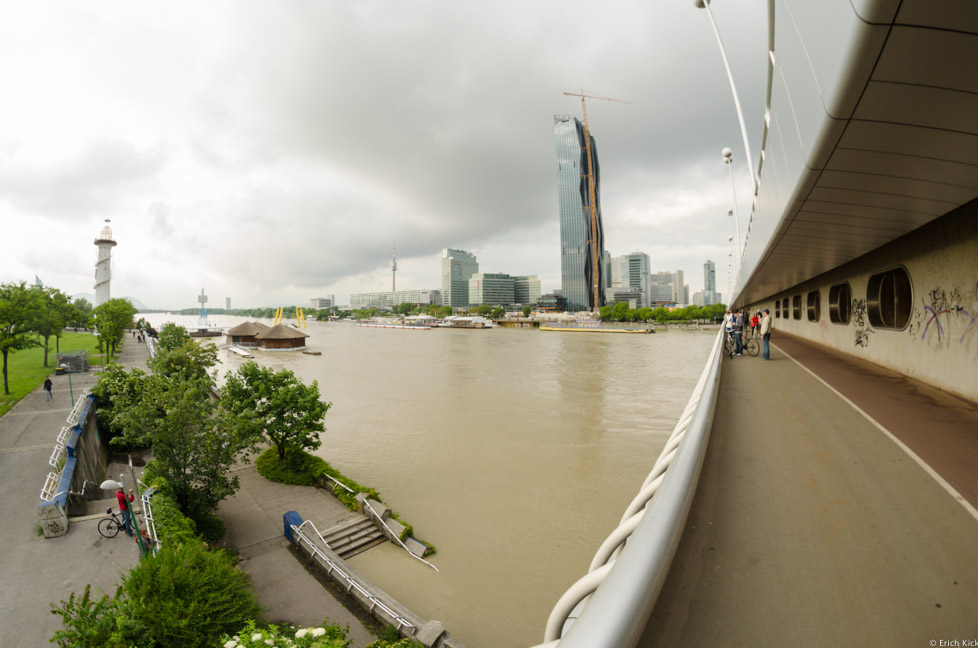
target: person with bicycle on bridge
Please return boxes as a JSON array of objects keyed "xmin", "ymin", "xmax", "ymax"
[
  {"xmin": 116, "ymin": 487, "xmax": 135, "ymax": 537},
  {"xmin": 732, "ymin": 310, "xmax": 745, "ymax": 356}
]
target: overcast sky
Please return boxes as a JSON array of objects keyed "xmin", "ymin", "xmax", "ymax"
[{"xmin": 1, "ymin": 1, "xmax": 768, "ymax": 309}]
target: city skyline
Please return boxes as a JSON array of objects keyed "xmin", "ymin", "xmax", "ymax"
[{"xmin": 0, "ymin": 3, "xmax": 766, "ymax": 309}]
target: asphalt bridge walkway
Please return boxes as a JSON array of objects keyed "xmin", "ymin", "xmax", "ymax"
[{"xmin": 641, "ymin": 332, "xmax": 978, "ymax": 647}]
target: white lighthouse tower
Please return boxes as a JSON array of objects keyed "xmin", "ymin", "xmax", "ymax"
[{"xmin": 93, "ymin": 220, "xmax": 117, "ymax": 307}]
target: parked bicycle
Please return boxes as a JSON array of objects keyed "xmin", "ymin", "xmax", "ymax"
[
  {"xmin": 97, "ymin": 507, "xmax": 129, "ymax": 538},
  {"xmin": 724, "ymin": 329, "xmax": 760, "ymax": 357}
]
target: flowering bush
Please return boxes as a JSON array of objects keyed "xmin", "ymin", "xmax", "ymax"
[{"xmin": 220, "ymin": 620, "xmax": 349, "ymax": 648}]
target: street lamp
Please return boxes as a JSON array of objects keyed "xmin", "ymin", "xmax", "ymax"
[
  {"xmin": 723, "ymin": 147, "xmax": 743, "ymax": 293},
  {"xmin": 59, "ymin": 363, "xmax": 73, "ymax": 404},
  {"xmin": 695, "ymin": 0, "xmax": 757, "ymax": 196}
]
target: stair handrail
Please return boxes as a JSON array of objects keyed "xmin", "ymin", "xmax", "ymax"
[
  {"xmin": 361, "ymin": 499, "xmax": 439, "ymax": 572},
  {"xmin": 291, "ymin": 519, "xmax": 417, "ymax": 632}
]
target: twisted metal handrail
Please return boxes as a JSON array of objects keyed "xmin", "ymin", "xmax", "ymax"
[
  {"xmin": 291, "ymin": 519, "xmax": 417, "ymax": 632},
  {"xmin": 535, "ymin": 328, "xmax": 724, "ymax": 646},
  {"xmin": 361, "ymin": 499, "xmax": 439, "ymax": 572},
  {"xmin": 322, "ymin": 475, "xmax": 439, "ymax": 572}
]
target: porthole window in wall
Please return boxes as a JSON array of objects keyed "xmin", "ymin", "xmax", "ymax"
[
  {"xmin": 792, "ymin": 295, "xmax": 802, "ymax": 320},
  {"xmin": 829, "ymin": 283, "xmax": 852, "ymax": 324},
  {"xmin": 782, "ymin": 298, "xmax": 789, "ymax": 316},
  {"xmin": 807, "ymin": 290, "xmax": 821, "ymax": 322},
  {"xmin": 867, "ymin": 267, "xmax": 912, "ymax": 329},
  {"xmin": 775, "ymin": 300, "xmax": 781, "ymax": 318}
]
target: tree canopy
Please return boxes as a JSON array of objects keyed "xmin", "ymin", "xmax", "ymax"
[
  {"xmin": 91, "ymin": 298, "xmax": 137, "ymax": 359},
  {"xmin": 222, "ymin": 361, "xmax": 331, "ymax": 463},
  {"xmin": 0, "ymin": 282, "xmax": 41, "ymax": 395}
]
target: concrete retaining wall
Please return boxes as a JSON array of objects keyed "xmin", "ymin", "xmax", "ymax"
[{"xmin": 38, "ymin": 394, "xmax": 107, "ymax": 537}]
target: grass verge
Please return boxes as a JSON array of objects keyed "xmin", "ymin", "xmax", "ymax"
[{"xmin": 0, "ymin": 331, "xmax": 112, "ymax": 417}]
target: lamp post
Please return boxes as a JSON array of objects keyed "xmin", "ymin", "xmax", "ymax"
[
  {"xmin": 723, "ymin": 147, "xmax": 743, "ymax": 292},
  {"xmin": 100, "ymin": 475, "xmax": 147, "ymax": 556},
  {"xmin": 695, "ymin": 0, "xmax": 757, "ymax": 196},
  {"xmin": 59, "ymin": 363, "xmax": 74, "ymax": 404}
]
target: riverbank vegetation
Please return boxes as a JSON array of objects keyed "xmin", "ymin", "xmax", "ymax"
[{"xmin": 599, "ymin": 302, "xmax": 727, "ymax": 323}]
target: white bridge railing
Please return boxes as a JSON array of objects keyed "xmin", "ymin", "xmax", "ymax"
[{"xmin": 533, "ymin": 329, "xmax": 725, "ymax": 647}]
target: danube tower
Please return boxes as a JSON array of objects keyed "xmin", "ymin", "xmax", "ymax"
[{"xmin": 93, "ymin": 220, "xmax": 117, "ymax": 307}]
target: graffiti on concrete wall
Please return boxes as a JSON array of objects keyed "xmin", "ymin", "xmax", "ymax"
[
  {"xmin": 852, "ymin": 298, "xmax": 874, "ymax": 347},
  {"xmin": 909, "ymin": 284, "xmax": 978, "ymax": 346}
]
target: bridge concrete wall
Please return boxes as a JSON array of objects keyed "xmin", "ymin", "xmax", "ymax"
[{"xmin": 745, "ymin": 200, "xmax": 978, "ymax": 404}]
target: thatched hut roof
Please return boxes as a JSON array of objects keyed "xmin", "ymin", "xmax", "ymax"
[
  {"xmin": 255, "ymin": 324, "xmax": 310, "ymax": 340},
  {"xmin": 227, "ymin": 321, "xmax": 271, "ymax": 336}
]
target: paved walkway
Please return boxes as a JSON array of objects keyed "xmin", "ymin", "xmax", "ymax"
[
  {"xmin": 0, "ymin": 337, "xmax": 147, "ymax": 648},
  {"xmin": 642, "ymin": 333, "xmax": 978, "ymax": 646},
  {"xmin": 216, "ymin": 462, "xmax": 377, "ymax": 646}
]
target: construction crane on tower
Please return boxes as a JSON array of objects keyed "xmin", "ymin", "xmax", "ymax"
[{"xmin": 563, "ymin": 90, "xmax": 630, "ymax": 313}]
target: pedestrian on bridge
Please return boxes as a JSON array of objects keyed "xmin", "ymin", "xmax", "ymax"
[
  {"xmin": 733, "ymin": 311, "xmax": 744, "ymax": 355},
  {"xmin": 760, "ymin": 309, "xmax": 772, "ymax": 360}
]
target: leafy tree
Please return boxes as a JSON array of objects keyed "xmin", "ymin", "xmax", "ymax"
[
  {"xmin": 599, "ymin": 305, "xmax": 612, "ymax": 321},
  {"xmin": 137, "ymin": 376, "xmax": 249, "ymax": 517},
  {"xmin": 522, "ymin": 305, "xmax": 532, "ymax": 317},
  {"xmin": 491, "ymin": 307, "xmax": 505, "ymax": 319},
  {"xmin": 30, "ymin": 287, "xmax": 70, "ymax": 367},
  {"xmin": 435, "ymin": 305, "xmax": 453, "ymax": 318},
  {"xmin": 90, "ymin": 364, "xmax": 153, "ymax": 447},
  {"xmin": 0, "ymin": 282, "xmax": 41, "ymax": 395},
  {"xmin": 636, "ymin": 307, "xmax": 654, "ymax": 322},
  {"xmin": 91, "ymin": 298, "xmax": 137, "ymax": 359},
  {"xmin": 156, "ymin": 322, "xmax": 190, "ymax": 352},
  {"xmin": 222, "ymin": 361, "xmax": 331, "ymax": 463},
  {"xmin": 611, "ymin": 301, "xmax": 630, "ymax": 322},
  {"xmin": 71, "ymin": 297, "xmax": 93, "ymax": 327},
  {"xmin": 149, "ymin": 339, "xmax": 217, "ymax": 383}
]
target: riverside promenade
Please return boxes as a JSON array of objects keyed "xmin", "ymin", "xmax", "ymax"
[
  {"xmin": 0, "ymin": 336, "xmax": 378, "ymax": 647},
  {"xmin": 0, "ymin": 338, "xmax": 146, "ymax": 647},
  {"xmin": 642, "ymin": 332, "xmax": 978, "ymax": 646},
  {"xmin": 217, "ymin": 462, "xmax": 377, "ymax": 646}
]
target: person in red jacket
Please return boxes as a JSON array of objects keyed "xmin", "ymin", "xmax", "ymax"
[
  {"xmin": 750, "ymin": 312, "xmax": 760, "ymax": 336},
  {"xmin": 116, "ymin": 487, "xmax": 135, "ymax": 537}
]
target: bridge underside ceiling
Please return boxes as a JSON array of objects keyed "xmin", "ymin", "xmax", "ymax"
[{"xmin": 739, "ymin": 0, "xmax": 978, "ymax": 306}]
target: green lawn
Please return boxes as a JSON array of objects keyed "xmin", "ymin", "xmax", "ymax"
[{"xmin": 0, "ymin": 331, "xmax": 113, "ymax": 417}]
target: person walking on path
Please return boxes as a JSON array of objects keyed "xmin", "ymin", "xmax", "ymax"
[
  {"xmin": 733, "ymin": 311, "xmax": 744, "ymax": 356},
  {"xmin": 760, "ymin": 308, "xmax": 772, "ymax": 360},
  {"xmin": 43, "ymin": 377, "xmax": 53, "ymax": 401},
  {"xmin": 116, "ymin": 487, "xmax": 135, "ymax": 537}
]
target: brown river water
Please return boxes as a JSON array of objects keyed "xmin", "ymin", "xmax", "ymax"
[{"xmin": 146, "ymin": 314, "xmax": 715, "ymax": 647}]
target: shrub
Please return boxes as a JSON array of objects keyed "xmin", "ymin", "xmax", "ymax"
[
  {"xmin": 222, "ymin": 620, "xmax": 350, "ymax": 648},
  {"xmin": 49, "ymin": 585, "xmax": 145, "ymax": 648},
  {"xmin": 119, "ymin": 541, "xmax": 260, "ymax": 648}
]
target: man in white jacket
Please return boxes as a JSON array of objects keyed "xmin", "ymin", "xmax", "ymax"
[{"xmin": 760, "ymin": 308, "xmax": 772, "ymax": 360}]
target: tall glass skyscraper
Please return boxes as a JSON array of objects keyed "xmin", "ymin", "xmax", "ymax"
[
  {"xmin": 555, "ymin": 115, "xmax": 606, "ymax": 312},
  {"xmin": 441, "ymin": 248, "xmax": 479, "ymax": 308},
  {"xmin": 703, "ymin": 260, "xmax": 718, "ymax": 305}
]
